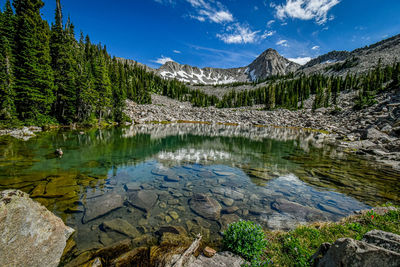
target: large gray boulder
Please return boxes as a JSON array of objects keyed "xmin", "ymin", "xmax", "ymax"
[
  {"xmin": 314, "ymin": 230, "xmax": 400, "ymax": 267},
  {"xmin": 362, "ymin": 230, "xmax": 400, "ymax": 254},
  {"xmin": 0, "ymin": 189, "xmax": 74, "ymax": 267}
]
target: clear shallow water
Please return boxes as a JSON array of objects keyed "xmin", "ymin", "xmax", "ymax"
[{"xmin": 0, "ymin": 123, "xmax": 399, "ymax": 255}]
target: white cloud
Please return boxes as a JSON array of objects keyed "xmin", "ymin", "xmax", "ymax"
[
  {"xmin": 217, "ymin": 23, "xmax": 260, "ymax": 44},
  {"xmin": 288, "ymin": 56, "xmax": 312, "ymax": 65},
  {"xmin": 186, "ymin": 0, "xmax": 234, "ymax": 24},
  {"xmin": 261, "ymin": 30, "xmax": 275, "ymax": 39},
  {"xmin": 276, "ymin": 39, "xmax": 289, "ymax": 47},
  {"xmin": 311, "ymin": 45, "xmax": 320, "ymax": 50},
  {"xmin": 173, "ymin": 50, "xmax": 181, "ymax": 54},
  {"xmin": 152, "ymin": 56, "xmax": 175, "ymax": 65},
  {"xmin": 267, "ymin": 19, "xmax": 275, "ymax": 27},
  {"xmin": 275, "ymin": 0, "xmax": 340, "ymax": 25}
]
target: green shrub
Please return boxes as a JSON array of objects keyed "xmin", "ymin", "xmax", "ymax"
[{"xmin": 223, "ymin": 220, "xmax": 268, "ymax": 264}]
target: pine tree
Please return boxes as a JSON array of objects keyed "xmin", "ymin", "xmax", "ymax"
[{"xmin": 13, "ymin": 0, "xmax": 54, "ymax": 122}]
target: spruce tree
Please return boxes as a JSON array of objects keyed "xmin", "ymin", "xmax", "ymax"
[
  {"xmin": 0, "ymin": 0, "xmax": 15, "ymax": 48},
  {"xmin": 50, "ymin": 0, "xmax": 77, "ymax": 123},
  {"xmin": 0, "ymin": 36, "xmax": 15, "ymax": 121},
  {"xmin": 94, "ymin": 55, "xmax": 112, "ymax": 123},
  {"xmin": 13, "ymin": 0, "xmax": 54, "ymax": 122}
]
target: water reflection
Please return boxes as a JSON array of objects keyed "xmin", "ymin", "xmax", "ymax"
[{"xmin": 0, "ymin": 123, "xmax": 399, "ymax": 255}]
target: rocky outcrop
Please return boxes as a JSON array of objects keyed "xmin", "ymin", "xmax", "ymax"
[
  {"xmin": 0, "ymin": 189, "xmax": 74, "ymax": 267},
  {"xmin": 247, "ymin": 48, "xmax": 299, "ymax": 81},
  {"xmin": 312, "ymin": 230, "xmax": 400, "ymax": 267}
]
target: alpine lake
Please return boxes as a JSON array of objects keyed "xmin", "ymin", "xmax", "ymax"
[{"xmin": 1, "ymin": 123, "xmax": 399, "ymax": 261}]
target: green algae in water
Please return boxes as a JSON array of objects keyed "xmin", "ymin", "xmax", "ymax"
[{"xmin": 0, "ymin": 124, "xmax": 399, "ymax": 258}]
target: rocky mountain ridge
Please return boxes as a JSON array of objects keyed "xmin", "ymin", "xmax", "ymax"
[
  {"xmin": 119, "ymin": 34, "xmax": 400, "ymax": 85},
  {"xmin": 156, "ymin": 48, "xmax": 300, "ymax": 85},
  {"xmin": 299, "ymin": 34, "xmax": 400, "ymax": 76}
]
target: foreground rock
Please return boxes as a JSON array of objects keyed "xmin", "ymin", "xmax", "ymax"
[
  {"xmin": 0, "ymin": 189, "xmax": 74, "ymax": 267},
  {"xmin": 313, "ymin": 230, "xmax": 400, "ymax": 267}
]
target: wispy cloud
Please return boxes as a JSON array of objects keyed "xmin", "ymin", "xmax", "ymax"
[
  {"xmin": 186, "ymin": 0, "xmax": 234, "ymax": 24},
  {"xmin": 275, "ymin": 0, "xmax": 340, "ymax": 25},
  {"xmin": 267, "ymin": 19, "xmax": 275, "ymax": 27},
  {"xmin": 261, "ymin": 30, "xmax": 276, "ymax": 39},
  {"xmin": 311, "ymin": 45, "xmax": 320, "ymax": 50},
  {"xmin": 173, "ymin": 50, "xmax": 181, "ymax": 54},
  {"xmin": 276, "ymin": 39, "xmax": 289, "ymax": 47},
  {"xmin": 288, "ymin": 56, "xmax": 312, "ymax": 65},
  {"xmin": 152, "ymin": 55, "xmax": 175, "ymax": 65},
  {"xmin": 217, "ymin": 23, "xmax": 260, "ymax": 44}
]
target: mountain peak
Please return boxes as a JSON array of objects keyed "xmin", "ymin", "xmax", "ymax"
[{"xmin": 247, "ymin": 48, "xmax": 300, "ymax": 81}]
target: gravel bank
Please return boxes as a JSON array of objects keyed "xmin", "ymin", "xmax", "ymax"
[{"xmin": 125, "ymin": 91, "xmax": 400, "ymax": 170}]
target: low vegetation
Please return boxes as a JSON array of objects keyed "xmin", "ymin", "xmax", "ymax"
[
  {"xmin": 222, "ymin": 207, "xmax": 399, "ymax": 266},
  {"xmin": 264, "ymin": 207, "xmax": 400, "ymax": 266},
  {"xmin": 223, "ymin": 220, "xmax": 268, "ymax": 266}
]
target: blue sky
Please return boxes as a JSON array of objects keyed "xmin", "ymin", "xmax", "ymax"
[{"xmin": 2, "ymin": 0, "xmax": 400, "ymax": 68}]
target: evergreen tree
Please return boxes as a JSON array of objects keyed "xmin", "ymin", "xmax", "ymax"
[
  {"xmin": 390, "ymin": 63, "xmax": 400, "ymax": 90},
  {"xmin": 0, "ymin": 36, "xmax": 15, "ymax": 120},
  {"xmin": 13, "ymin": 0, "xmax": 54, "ymax": 122},
  {"xmin": 50, "ymin": 0, "xmax": 77, "ymax": 123},
  {"xmin": 0, "ymin": 0, "xmax": 15, "ymax": 48},
  {"xmin": 93, "ymin": 55, "xmax": 112, "ymax": 123}
]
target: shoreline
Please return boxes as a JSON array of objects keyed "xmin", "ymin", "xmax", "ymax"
[{"xmin": 1, "ymin": 90, "xmax": 399, "ymax": 170}]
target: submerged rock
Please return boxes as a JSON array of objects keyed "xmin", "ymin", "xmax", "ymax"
[
  {"xmin": 82, "ymin": 192, "xmax": 125, "ymax": 223},
  {"xmin": 127, "ymin": 190, "xmax": 158, "ymax": 212},
  {"xmin": 189, "ymin": 193, "xmax": 222, "ymax": 221},
  {"xmin": 0, "ymin": 189, "xmax": 74, "ymax": 267},
  {"xmin": 101, "ymin": 218, "xmax": 140, "ymax": 238},
  {"xmin": 271, "ymin": 198, "xmax": 326, "ymax": 221}
]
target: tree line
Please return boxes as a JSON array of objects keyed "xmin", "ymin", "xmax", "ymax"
[{"xmin": 0, "ymin": 0, "xmax": 215, "ymax": 127}]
